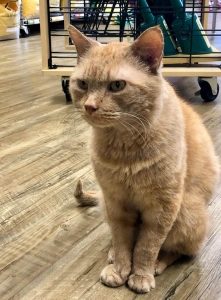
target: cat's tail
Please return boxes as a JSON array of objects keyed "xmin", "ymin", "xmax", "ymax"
[{"xmin": 74, "ymin": 180, "xmax": 99, "ymax": 207}]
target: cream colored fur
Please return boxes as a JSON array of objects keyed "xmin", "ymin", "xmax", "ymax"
[{"xmin": 69, "ymin": 25, "xmax": 219, "ymax": 294}]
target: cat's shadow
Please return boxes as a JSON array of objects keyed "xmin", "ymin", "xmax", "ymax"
[{"xmin": 151, "ymin": 255, "xmax": 202, "ymax": 298}]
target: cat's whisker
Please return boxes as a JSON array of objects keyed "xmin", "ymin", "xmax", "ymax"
[
  {"xmin": 62, "ymin": 110, "xmax": 84, "ymax": 120},
  {"xmin": 121, "ymin": 112, "xmax": 151, "ymax": 130},
  {"xmin": 118, "ymin": 112, "xmax": 149, "ymax": 143},
  {"xmin": 129, "ymin": 119, "xmax": 149, "ymax": 144},
  {"xmin": 129, "ymin": 124, "xmax": 147, "ymax": 145},
  {"xmin": 126, "ymin": 112, "xmax": 151, "ymax": 126},
  {"xmin": 118, "ymin": 119, "xmax": 136, "ymax": 138},
  {"xmin": 120, "ymin": 118, "xmax": 147, "ymax": 144},
  {"xmin": 127, "ymin": 117, "xmax": 150, "ymax": 141}
]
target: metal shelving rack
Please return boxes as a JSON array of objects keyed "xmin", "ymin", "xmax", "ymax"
[
  {"xmin": 39, "ymin": 0, "xmax": 221, "ymax": 101},
  {"xmin": 20, "ymin": 0, "xmax": 64, "ymax": 37}
]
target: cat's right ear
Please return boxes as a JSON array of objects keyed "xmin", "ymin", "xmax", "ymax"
[
  {"xmin": 130, "ymin": 26, "xmax": 164, "ymax": 73},
  {"xmin": 68, "ymin": 25, "xmax": 100, "ymax": 59}
]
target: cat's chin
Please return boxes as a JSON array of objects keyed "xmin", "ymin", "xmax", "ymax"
[{"xmin": 82, "ymin": 115, "xmax": 115, "ymax": 129}]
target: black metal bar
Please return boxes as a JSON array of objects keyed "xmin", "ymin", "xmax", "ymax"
[
  {"xmin": 47, "ymin": 0, "xmax": 53, "ymax": 69},
  {"xmin": 189, "ymin": 0, "xmax": 195, "ymax": 66},
  {"xmin": 104, "ymin": 1, "xmax": 117, "ymax": 34}
]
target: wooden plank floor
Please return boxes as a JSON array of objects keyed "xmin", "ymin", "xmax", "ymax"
[{"xmin": 0, "ymin": 35, "xmax": 221, "ymax": 300}]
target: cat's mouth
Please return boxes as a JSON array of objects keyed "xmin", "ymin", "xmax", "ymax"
[{"xmin": 82, "ymin": 111, "xmax": 120, "ymax": 127}]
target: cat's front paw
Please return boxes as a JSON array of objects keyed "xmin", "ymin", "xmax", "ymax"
[
  {"xmin": 127, "ymin": 273, "xmax": 155, "ymax": 294},
  {"xmin": 100, "ymin": 264, "xmax": 130, "ymax": 287}
]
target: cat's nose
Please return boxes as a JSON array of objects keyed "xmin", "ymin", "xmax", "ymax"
[{"xmin": 84, "ymin": 104, "xmax": 98, "ymax": 114}]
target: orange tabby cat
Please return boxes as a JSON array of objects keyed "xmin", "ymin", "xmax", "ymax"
[{"xmin": 68, "ymin": 25, "xmax": 219, "ymax": 294}]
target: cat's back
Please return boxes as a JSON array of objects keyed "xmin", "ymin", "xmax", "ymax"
[
  {"xmin": 164, "ymin": 82, "xmax": 214, "ymax": 148},
  {"xmin": 180, "ymin": 99, "xmax": 213, "ymax": 149},
  {"xmin": 179, "ymin": 99, "xmax": 219, "ymax": 197}
]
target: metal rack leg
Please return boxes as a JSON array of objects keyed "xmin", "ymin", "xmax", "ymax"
[{"xmin": 61, "ymin": 77, "xmax": 72, "ymax": 103}]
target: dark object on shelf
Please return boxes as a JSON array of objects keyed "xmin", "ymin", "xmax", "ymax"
[
  {"xmin": 170, "ymin": 0, "xmax": 212, "ymax": 54},
  {"xmin": 198, "ymin": 77, "xmax": 220, "ymax": 102},
  {"xmin": 148, "ymin": 0, "xmax": 174, "ymax": 28},
  {"xmin": 138, "ymin": 0, "xmax": 177, "ymax": 55}
]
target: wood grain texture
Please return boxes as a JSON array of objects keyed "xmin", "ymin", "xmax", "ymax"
[{"xmin": 0, "ymin": 35, "xmax": 221, "ymax": 300}]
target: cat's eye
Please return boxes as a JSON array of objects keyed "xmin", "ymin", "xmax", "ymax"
[
  {"xmin": 109, "ymin": 80, "xmax": 126, "ymax": 92},
  {"xmin": 77, "ymin": 79, "xmax": 88, "ymax": 90}
]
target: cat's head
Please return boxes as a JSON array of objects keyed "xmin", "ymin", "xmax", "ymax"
[{"xmin": 69, "ymin": 25, "xmax": 164, "ymax": 129}]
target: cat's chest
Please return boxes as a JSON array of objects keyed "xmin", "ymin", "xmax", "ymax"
[
  {"xmin": 92, "ymin": 155, "xmax": 163, "ymax": 189},
  {"xmin": 93, "ymin": 159, "xmax": 165, "ymax": 212}
]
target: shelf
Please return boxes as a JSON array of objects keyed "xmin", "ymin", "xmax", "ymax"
[
  {"xmin": 41, "ymin": 66, "xmax": 221, "ymax": 77},
  {"xmin": 164, "ymin": 47, "xmax": 221, "ymax": 64},
  {"xmin": 23, "ymin": 16, "xmax": 64, "ymax": 25}
]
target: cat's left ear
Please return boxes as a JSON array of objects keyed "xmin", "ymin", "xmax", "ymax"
[
  {"xmin": 130, "ymin": 26, "xmax": 164, "ymax": 73},
  {"xmin": 68, "ymin": 25, "xmax": 100, "ymax": 59}
]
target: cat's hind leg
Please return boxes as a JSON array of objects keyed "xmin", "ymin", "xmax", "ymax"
[
  {"xmin": 155, "ymin": 251, "xmax": 181, "ymax": 275},
  {"xmin": 159, "ymin": 191, "xmax": 210, "ymax": 273}
]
